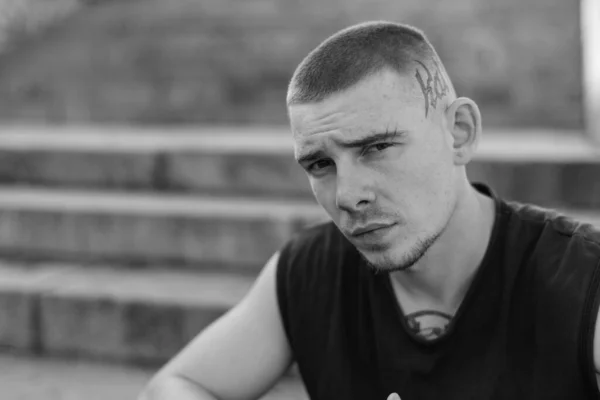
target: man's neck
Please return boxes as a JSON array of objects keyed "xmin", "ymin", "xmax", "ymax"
[{"xmin": 389, "ymin": 183, "xmax": 497, "ymax": 315}]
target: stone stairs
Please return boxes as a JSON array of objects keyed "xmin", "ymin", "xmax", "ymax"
[{"xmin": 0, "ymin": 125, "xmax": 598, "ymax": 399}]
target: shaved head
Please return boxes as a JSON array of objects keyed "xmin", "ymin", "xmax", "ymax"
[{"xmin": 287, "ymin": 20, "xmax": 457, "ymax": 119}]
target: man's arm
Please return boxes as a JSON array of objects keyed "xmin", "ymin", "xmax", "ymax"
[{"xmin": 139, "ymin": 251, "xmax": 293, "ymax": 400}]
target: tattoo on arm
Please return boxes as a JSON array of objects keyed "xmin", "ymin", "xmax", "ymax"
[
  {"xmin": 414, "ymin": 60, "xmax": 450, "ymax": 117},
  {"xmin": 405, "ymin": 310, "xmax": 453, "ymax": 340}
]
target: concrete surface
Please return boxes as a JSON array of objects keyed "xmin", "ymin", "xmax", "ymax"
[
  {"xmin": 0, "ymin": 261, "xmax": 257, "ymax": 362},
  {"xmin": 1, "ymin": 353, "xmax": 153, "ymax": 400},
  {"xmin": 0, "ymin": 0, "xmax": 583, "ymax": 128},
  {"xmin": 0, "ymin": 187, "xmax": 325, "ymax": 269},
  {"xmin": 0, "ymin": 353, "xmax": 307, "ymax": 400}
]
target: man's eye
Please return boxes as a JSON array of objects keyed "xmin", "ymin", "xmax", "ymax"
[
  {"xmin": 308, "ymin": 160, "xmax": 332, "ymax": 172},
  {"xmin": 364, "ymin": 142, "xmax": 393, "ymax": 154}
]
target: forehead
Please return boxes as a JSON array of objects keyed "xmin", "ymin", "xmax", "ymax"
[{"xmin": 289, "ymin": 69, "xmax": 424, "ymax": 150}]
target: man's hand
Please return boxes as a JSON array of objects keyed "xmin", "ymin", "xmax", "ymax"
[{"xmin": 387, "ymin": 393, "xmax": 401, "ymax": 400}]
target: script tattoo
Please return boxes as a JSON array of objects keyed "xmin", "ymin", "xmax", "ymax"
[
  {"xmin": 405, "ymin": 310, "xmax": 453, "ymax": 341},
  {"xmin": 414, "ymin": 59, "xmax": 450, "ymax": 117}
]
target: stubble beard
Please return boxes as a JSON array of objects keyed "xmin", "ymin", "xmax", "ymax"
[
  {"xmin": 362, "ymin": 229, "xmax": 444, "ymax": 274},
  {"xmin": 362, "ymin": 188, "xmax": 459, "ymax": 274}
]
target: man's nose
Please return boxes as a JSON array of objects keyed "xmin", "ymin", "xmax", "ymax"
[{"xmin": 335, "ymin": 167, "xmax": 375, "ymax": 213}]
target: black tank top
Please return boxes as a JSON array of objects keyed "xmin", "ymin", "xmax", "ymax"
[{"xmin": 276, "ymin": 184, "xmax": 600, "ymax": 400}]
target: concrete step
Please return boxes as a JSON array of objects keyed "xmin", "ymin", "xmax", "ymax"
[
  {"xmin": 0, "ymin": 260, "xmax": 255, "ymax": 364},
  {"xmin": 1, "ymin": 353, "xmax": 307, "ymax": 400},
  {"xmin": 0, "ymin": 126, "xmax": 598, "ymax": 208},
  {"xmin": 0, "ymin": 187, "xmax": 326, "ymax": 271},
  {"xmin": 0, "ymin": 125, "xmax": 308, "ymax": 200},
  {"xmin": 0, "ymin": 260, "xmax": 305, "ymax": 385}
]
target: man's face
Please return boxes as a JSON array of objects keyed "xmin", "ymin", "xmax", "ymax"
[{"xmin": 289, "ymin": 68, "xmax": 460, "ymax": 272}]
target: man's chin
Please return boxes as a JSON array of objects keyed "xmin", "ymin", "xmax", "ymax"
[
  {"xmin": 359, "ymin": 239, "xmax": 434, "ymax": 273},
  {"xmin": 363, "ymin": 256, "xmax": 417, "ymax": 273},
  {"xmin": 358, "ymin": 248, "xmax": 406, "ymax": 272}
]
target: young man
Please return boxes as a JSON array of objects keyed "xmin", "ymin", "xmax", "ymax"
[{"xmin": 139, "ymin": 21, "xmax": 600, "ymax": 400}]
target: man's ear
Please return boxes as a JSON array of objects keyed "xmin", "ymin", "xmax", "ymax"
[{"xmin": 444, "ymin": 97, "xmax": 482, "ymax": 165}]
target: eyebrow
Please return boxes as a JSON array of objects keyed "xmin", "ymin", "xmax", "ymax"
[{"xmin": 296, "ymin": 130, "xmax": 407, "ymax": 164}]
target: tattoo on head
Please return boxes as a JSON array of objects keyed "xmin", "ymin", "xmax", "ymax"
[
  {"xmin": 405, "ymin": 310, "xmax": 453, "ymax": 341},
  {"xmin": 414, "ymin": 59, "xmax": 450, "ymax": 117}
]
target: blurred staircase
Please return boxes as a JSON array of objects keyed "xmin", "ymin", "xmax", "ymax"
[{"xmin": 0, "ymin": 125, "xmax": 598, "ymax": 399}]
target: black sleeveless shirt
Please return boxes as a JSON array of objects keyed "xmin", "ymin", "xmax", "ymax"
[{"xmin": 276, "ymin": 184, "xmax": 600, "ymax": 400}]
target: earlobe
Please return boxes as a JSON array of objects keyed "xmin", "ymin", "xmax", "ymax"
[{"xmin": 445, "ymin": 97, "xmax": 482, "ymax": 165}]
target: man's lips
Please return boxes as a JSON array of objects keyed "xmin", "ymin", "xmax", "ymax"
[{"xmin": 349, "ymin": 222, "xmax": 396, "ymax": 237}]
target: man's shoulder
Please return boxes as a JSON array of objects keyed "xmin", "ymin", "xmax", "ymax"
[{"xmin": 504, "ymin": 199, "xmax": 600, "ymax": 250}]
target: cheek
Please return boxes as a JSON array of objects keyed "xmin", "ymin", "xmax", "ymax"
[
  {"xmin": 384, "ymin": 150, "xmax": 434, "ymax": 191},
  {"xmin": 310, "ymin": 179, "xmax": 338, "ymax": 214},
  {"xmin": 413, "ymin": 138, "xmax": 453, "ymax": 183},
  {"xmin": 412, "ymin": 153, "xmax": 456, "ymax": 218},
  {"xmin": 384, "ymin": 148, "xmax": 451, "ymax": 212}
]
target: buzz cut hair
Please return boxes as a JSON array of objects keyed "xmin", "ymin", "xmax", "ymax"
[{"xmin": 287, "ymin": 20, "xmax": 455, "ymax": 106}]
